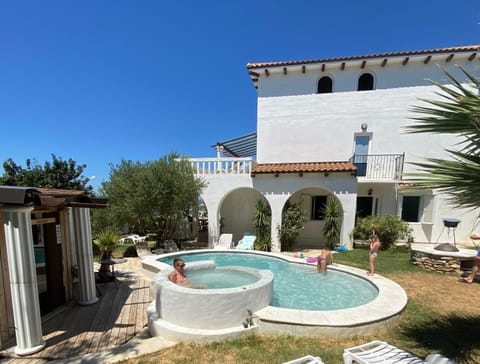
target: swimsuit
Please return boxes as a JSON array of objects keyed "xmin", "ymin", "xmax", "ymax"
[
  {"xmin": 369, "ymin": 251, "xmax": 377, "ymax": 257},
  {"xmin": 176, "ymin": 272, "xmax": 187, "ymax": 283}
]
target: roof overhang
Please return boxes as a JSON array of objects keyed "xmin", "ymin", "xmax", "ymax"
[
  {"xmin": 252, "ymin": 161, "xmax": 357, "ymax": 176},
  {"xmin": 246, "ymin": 45, "xmax": 480, "ymax": 89},
  {"xmin": 0, "ymin": 186, "xmax": 108, "ymax": 210},
  {"xmin": 211, "ymin": 132, "xmax": 257, "ymax": 157}
]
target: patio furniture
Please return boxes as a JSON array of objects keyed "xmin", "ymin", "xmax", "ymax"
[
  {"xmin": 214, "ymin": 233, "xmax": 233, "ymax": 249},
  {"xmin": 343, "ymin": 340, "xmax": 457, "ymax": 364},
  {"xmin": 135, "ymin": 241, "xmax": 153, "ymax": 258},
  {"xmin": 118, "ymin": 234, "xmax": 148, "ymax": 244},
  {"xmin": 282, "ymin": 355, "xmax": 324, "ymax": 364},
  {"xmin": 235, "ymin": 234, "xmax": 256, "ymax": 250}
]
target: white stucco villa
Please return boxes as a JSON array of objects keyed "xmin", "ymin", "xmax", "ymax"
[{"xmin": 190, "ymin": 45, "xmax": 480, "ymax": 252}]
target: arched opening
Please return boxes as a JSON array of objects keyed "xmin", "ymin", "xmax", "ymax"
[
  {"xmin": 281, "ymin": 188, "xmax": 344, "ymax": 250},
  {"xmin": 219, "ymin": 188, "xmax": 270, "ymax": 246},
  {"xmin": 317, "ymin": 76, "xmax": 333, "ymax": 93},
  {"xmin": 357, "ymin": 73, "xmax": 374, "ymax": 91}
]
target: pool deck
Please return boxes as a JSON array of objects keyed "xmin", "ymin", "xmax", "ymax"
[{"xmin": 142, "ymin": 250, "xmax": 408, "ymax": 339}]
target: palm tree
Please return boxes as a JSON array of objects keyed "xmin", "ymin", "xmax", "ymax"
[
  {"xmin": 322, "ymin": 195, "xmax": 343, "ymax": 249},
  {"xmin": 404, "ymin": 66, "xmax": 480, "ymax": 208}
]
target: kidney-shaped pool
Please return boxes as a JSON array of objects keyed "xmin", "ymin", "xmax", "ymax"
[{"xmin": 157, "ymin": 252, "xmax": 377, "ymax": 311}]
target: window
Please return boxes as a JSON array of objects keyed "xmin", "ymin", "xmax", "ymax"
[
  {"xmin": 311, "ymin": 196, "xmax": 327, "ymax": 220},
  {"xmin": 356, "ymin": 196, "xmax": 373, "ymax": 219},
  {"xmin": 401, "ymin": 196, "xmax": 420, "ymax": 222},
  {"xmin": 358, "ymin": 73, "xmax": 374, "ymax": 91},
  {"xmin": 353, "ymin": 134, "xmax": 371, "ymax": 176},
  {"xmin": 317, "ymin": 76, "xmax": 333, "ymax": 93}
]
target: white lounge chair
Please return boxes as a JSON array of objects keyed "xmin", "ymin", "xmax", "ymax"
[
  {"xmin": 343, "ymin": 340, "xmax": 457, "ymax": 364},
  {"xmin": 214, "ymin": 233, "xmax": 233, "ymax": 249},
  {"xmin": 282, "ymin": 355, "xmax": 324, "ymax": 364},
  {"xmin": 235, "ymin": 234, "xmax": 256, "ymax": 250},
  {"xmin": 118, "ymin": 234, "xmax": 147, "ymax": 244}
]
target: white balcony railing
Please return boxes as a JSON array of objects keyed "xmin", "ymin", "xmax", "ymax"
[
  {"xmin": 189, "ymin": 157, "xmax": 255, "ymax": 175},
  {"xmin": 350, "ymin": 153, "xmax": 405, "ymax": 180}
]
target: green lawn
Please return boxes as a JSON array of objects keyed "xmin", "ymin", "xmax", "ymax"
[{"xmin": 120, "ymin": 246, "xmax": 480, "ymax": 364}]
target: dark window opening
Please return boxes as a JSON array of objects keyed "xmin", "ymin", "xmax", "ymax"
[
  {"xmin": 311, "ymin": 196, "xmax": 327, "ymax": 220},
  {"xmin": 356, "ymin": 196, "xmax": 373, "ymax": 219},
  {"xmin": 402, "ymin": 196, "xmax": 420, "ymax": 222},
  {"xmin": 317, "ymin": 76, "xmax": 333, "ymax": 93},
  {"xmin": 358, "ymin": 73, "xmax": 374, "ymax": 91}
]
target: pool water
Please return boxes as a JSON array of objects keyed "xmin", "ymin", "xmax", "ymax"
[
  {"xmin": 187, "ymin": 268, "xmax": 258, "ymax": 289},
  {"xmin": 158, "ymin": 252, "xmax": 378, "ymax": 311}
]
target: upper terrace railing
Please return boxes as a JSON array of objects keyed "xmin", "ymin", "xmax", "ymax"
[
  {"xmin": 189, "ymin": 157, "xmax": 255, "ymax": 175},
  {"xmin": 350, "ymin": 153, "xmax": 404, "ymax": 180}
]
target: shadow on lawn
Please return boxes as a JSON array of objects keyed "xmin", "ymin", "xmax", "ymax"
[{"xmin": 401, "ymin": 313, "xmax": 480, "ymax": 363}]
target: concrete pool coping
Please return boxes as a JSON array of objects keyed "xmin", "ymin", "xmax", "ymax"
[{"xmin": 141, "ymin": 249, "xmax": 407, "ymax": 336}]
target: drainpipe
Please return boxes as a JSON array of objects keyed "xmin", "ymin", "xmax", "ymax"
[{"xmin": 1, "ymin": 206, "xmax": 45, "ymax": 355}]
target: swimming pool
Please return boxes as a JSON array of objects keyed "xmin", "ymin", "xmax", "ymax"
[
  {"xmin": 157, "ymin": 252, "xmax": 378, "ymax": 310},
  {"xmin": 187, "ymin": 267, "xmax": 259, "ymax": 289},
  {"xmin": 142, "ymin": 249, "xmax": 408, "ymax": 341}
]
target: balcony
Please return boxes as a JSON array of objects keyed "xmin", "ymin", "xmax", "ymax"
[
  {"xmin": 189, "ymin": 157, "xmax": 255, "ymax": 175},
  {"xmin": 350, "ymin": 153, "xmax": 404, "ymax": 181}
]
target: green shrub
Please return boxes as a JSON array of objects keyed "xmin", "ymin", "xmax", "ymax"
[
  {"xmin": 252, "ymin": 199, "xmax": 271, "ymax": 251},
  {"xmin": 278, "ymin": 202, "xmax": 307, "ymax": 251},
  {"xmin": 322, "ymin": 195, "xmax": 343, "ymax": 249},
  {"xmin": 353, "ymin": 215, "xmax": 412, "ymax": 250}
]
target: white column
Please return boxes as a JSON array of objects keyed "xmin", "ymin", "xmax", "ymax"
[
  {"xmin": 2, "ymin": 206, "xmax": 45, "ymax": 355},
  {"xmin": 265, "ymin": 195, "xmax": 289, "ymax": 253},
  {"xmin": 72, "ymin": 208, "xmax": 98, "ymax": 305}
]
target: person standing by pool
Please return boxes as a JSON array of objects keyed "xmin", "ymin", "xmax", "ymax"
[
  {"xmin": 315, "ymin": 247, "xmax": 334, "ymax": 275},
  {"xmin": 367, "ymin": 234, "xmax": 381, "ymax": 276}
]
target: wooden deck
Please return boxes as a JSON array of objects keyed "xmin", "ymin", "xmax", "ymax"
[{"xmin": 0, "ymin": 266, "xmax": 153, "ymax": 363}]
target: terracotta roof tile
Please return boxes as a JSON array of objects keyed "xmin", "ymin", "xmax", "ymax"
[
  {"xmin": 253, "ymin": 161, "xmax": 356, "ymax": 174},
  {"xmin": 247, "ymin": 45, "xmax": 480, "ymax": 69}
]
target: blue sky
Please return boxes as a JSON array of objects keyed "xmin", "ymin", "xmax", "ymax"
[{"xmin": 1, "ymin": 1, "xmax": 479, "ymax": 190}]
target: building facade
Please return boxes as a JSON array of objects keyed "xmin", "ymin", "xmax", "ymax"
[{"xmin": 191, "ymin": 45, "xmax": 480, "ymax": 252}]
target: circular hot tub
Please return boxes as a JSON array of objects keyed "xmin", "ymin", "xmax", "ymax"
[{"xmin": 148, "ymin": 260, "xmax": 273, "ymax": 339}]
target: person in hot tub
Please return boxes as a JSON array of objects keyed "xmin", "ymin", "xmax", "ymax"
[
  {"xmin": 459, "ymin": 250, "xmax": 480, "ymax": 284},
  {"xmin": 168, "ymin": 258, "xmax": 207, "ymax": 288}
]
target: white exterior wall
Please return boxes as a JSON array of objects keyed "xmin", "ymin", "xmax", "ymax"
[{"xmin": 257, "ymin": 86, "xmax": 461, "ymax": 165}]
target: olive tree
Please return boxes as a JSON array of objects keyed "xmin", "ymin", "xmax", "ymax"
[{"xmin": 98, "ymin": 153, "xmax": 205, "ymax": 244}]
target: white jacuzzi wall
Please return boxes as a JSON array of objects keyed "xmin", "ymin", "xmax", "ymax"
[{"xmin": 153, "ymin": 261, "xmax": 274, "ymax": 329}]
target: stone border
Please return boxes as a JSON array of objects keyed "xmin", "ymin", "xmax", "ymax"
[{"xmin": 411, "ymin": 244, "xmax": 477, "ymax": 274}]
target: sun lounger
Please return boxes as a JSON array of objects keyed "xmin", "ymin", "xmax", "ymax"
[
  {"xmin": 343, "ymin": 340, "xmax": 457, "ymax": 364},
  {"xmin": 282, "ymin": 355, "xmax": 324, "ymax": 364},
  {"xmin": 235, "ymin": 234, "xmax": 256, "ymax": 250},
  {"xmin": 214, "ymin": 233, "xmax": 233, "ymax": 249}
]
